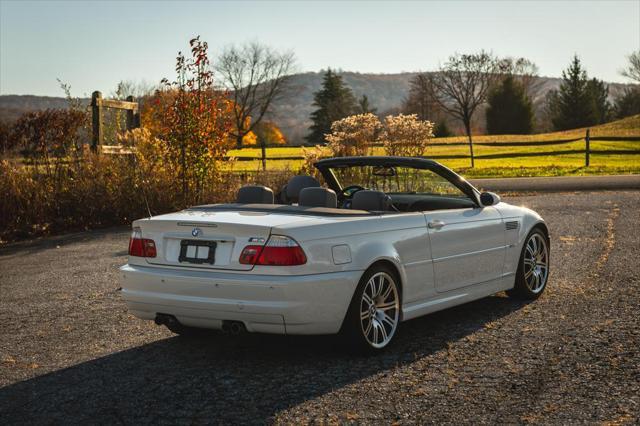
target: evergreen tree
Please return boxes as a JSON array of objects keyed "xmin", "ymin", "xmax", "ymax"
[
  {"xmin": 586, "ymin": 78, "xmax": 611, "ymax": 124},
  {"xmin": 433, "ymin": 121, "xmax": 452, "ymax": 138},
  {"xmin": 306, "ymin": 69, "xmax": 357, "ymax": 144},
  {"xmin": 547, "ymin": 55, "xmax": 596, "ymax": 130},
  {"xmin": 358, "ymin": 94, "xmax": 377, "ymax": 114},
  {"xmin": 614, "ymin": 88, "xmax": 640, "ymax": 118},
  {"xmin": 485, "ymin": 75, "xmax": 534, "ymax": 134}
]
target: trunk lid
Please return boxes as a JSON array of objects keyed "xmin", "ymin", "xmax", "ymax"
[{"xmin": 135, "ymin": 210, "xmax": 314, "ymax": 271}]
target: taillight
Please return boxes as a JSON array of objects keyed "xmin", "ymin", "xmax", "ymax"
[
  {"xmin": 128, "ymin": 227, "xmax": 157, "ymax": 258},
  {"xmin": 239, "ymin": 235, "xmax": 306, "ymax": 266}
]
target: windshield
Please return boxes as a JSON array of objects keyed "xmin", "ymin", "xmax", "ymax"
[{"xmin": 328, "ymin": 165, "xmax": 469, "ymax": 197}]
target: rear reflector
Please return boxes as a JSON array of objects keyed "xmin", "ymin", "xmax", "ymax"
[
  {"xmin": 128, "ymin": 227, "xmax": 157, "ymax": 258},
  {"xmin": 239, "ymin": 235, "xmax": 306, "ymax": 266}
]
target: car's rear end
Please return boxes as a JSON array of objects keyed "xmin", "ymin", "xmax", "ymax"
[{"xmin": 119, "ymin": 209, "xmax": 361, "ymax": 335}]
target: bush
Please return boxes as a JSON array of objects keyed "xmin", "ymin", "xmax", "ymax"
[
  {"xmin": 325, "ymin": 113, "xmax": 381, "ymax": 157},
  {"xmin": 382, "ymin": 114, "xmax": 433, "ymax": 157}
]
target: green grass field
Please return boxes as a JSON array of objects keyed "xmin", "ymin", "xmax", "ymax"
[{"xmin": 226, "ymin": 115, "xmax": 640, "ymax": 177}]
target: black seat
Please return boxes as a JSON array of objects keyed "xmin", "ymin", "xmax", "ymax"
[
  {"xmin": 285, "ymin": 175, "xmax": 321, "ymax": 204},
  {"xmin": 351, "ymin": 190, "xmax": 392, "ymax": 211},
  {"xmin": 299, "ymin": 187, "xmax": 337, "ymax": 208},
  {"xmin": 236, "ymin": 185, "xmax": 274, "ymax": 204}
]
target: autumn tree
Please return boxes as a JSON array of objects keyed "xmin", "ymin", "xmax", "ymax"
[
  {"xmin": 306, "ymin": 69, "xmax": 358, "ymax": 145},
  {"xmin": 216, "ymin": 42, "xmax": 295, "ymax": 149},
  {"xmin": 428, "ymin": 51, "xmax": 502, "ymax": 167},
  {"xmin": 150, "ymin": 36, "xmax": 234, "ymax": 205},
  {"xmin": 254, "ymin": 121, "xmax": 286, "ymax": 146}
]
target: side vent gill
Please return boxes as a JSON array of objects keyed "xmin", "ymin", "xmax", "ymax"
[{"xmin": 505, "ymin": 221, "xmax": 519, "ymax": 231}]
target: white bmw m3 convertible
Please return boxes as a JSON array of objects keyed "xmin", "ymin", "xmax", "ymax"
[{"xmin": 120, "ymin": 156, "xmax": 550, "ymax": 351}]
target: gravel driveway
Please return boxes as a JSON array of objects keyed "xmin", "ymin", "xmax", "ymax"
[{"xmin": 1, "ymin": 191, "xmax": 639, "ymax": 424}]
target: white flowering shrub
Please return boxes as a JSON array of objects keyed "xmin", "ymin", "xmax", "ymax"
[
  {"xmin": 324, "ymin": 113, "xmax": 382, "ymax": 157},
  {"xmin": 382, "ymin": 114, "xmax": 434, "ymax": 157}
]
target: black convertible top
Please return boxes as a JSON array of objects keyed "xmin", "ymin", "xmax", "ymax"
[
  {"xmin": 315, "ymin": 156, "xmax": 439, "ymax": 168},
  {"xmin": 315, "ymin": 156, "xmax": 480, "ymax": 204}
]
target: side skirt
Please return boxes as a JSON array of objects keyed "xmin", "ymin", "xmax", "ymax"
[{"xmin": 401, "ymin": 274, "xmax": 515, "ymax": 322}]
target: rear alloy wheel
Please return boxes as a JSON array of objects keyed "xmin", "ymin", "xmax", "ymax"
[
  {"xmin": 343, "ymin": 266, "xmax": 401, "ymax": 352},
  {"xmin": 507, "ymin": 228, "xmax": 550, "ymax": 299}
]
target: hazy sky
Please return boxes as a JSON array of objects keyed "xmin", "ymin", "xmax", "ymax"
[{"xmin": 1, "ymin": 0, "xmax": 638, "ymax": 97}]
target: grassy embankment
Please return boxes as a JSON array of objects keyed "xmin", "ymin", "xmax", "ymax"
[{"xmin": 226, "ymin": 115, "xmax": 640, "ymax": 178}]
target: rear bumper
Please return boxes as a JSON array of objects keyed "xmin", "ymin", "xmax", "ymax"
[{"xmin": 119, "ymin": 264, "xmax": 361, "ymax": 335}]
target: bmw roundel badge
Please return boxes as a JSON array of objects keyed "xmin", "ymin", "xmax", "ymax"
[{"xmin": 191, "ymin": 228, "xmax": 201, "ymax": 237}]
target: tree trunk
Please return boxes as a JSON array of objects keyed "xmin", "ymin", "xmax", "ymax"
[
  {"xmin": 236, "ymin": 134, "xmax": 244, "ymax": 149},
  {"xmin": 464, "ymin": 120, "xmax": 475, "ymax": 168},
  {"xmin": 260, "ymin": 138, "xmax": 267, "ymax": 171}
]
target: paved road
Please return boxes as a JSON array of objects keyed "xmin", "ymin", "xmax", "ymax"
[
  {"xmin": 1, "ymin": 191, "xmax": 639, "ymax": 424},
  {"xmin": 470, "ymin": 174, "xmax": 640, "ymax": 192}
]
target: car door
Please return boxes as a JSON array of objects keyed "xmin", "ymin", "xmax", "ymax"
[{"xmin": 425, "ymin": 206, "xmax": 506, "ymax": 293}]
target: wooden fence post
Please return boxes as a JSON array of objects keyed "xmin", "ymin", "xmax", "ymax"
[
  {"xmin": 125, "ymin": 95, "xmax": 141, "ymax": 130},
  {"xmin": 260, "ymin": 139, "xmax": 267, "ymax": 171},
  {"xmin": 91, "ymin": 91, "xmax": 103, "ymax": 151},
  {"xmin": 585, "ymin": 128, "xmax": 590, "ymax": 167}
]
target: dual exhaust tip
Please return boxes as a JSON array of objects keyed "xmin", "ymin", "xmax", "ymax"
[{"xmin": 154, "ymin": 314, "xmax": 246, "ymax": 335}]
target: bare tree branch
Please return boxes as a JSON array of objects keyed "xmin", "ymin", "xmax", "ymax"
[
  {"xmin": 620, "ymin": 50, "xmax": 640, "ymax": 83},
  {"xmin": 215, "ymin": 43, "xmax": 295, "ymax": 148},
  {"xmin": 427, "ymin": 51, "xmax": 502, "ymax": 167}
]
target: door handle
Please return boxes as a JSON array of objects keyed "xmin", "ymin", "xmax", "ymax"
[{"xmin": 428, "ymin": 220, "xmax": 446, "ymax": 229}]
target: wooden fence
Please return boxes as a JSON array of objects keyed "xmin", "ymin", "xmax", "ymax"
[
  {"xmin": 91, "ymin": 91, "xmax": 140, "ymax": 153},
  {"xmin": 226, "ymin": 130, "xmax": 640, "ymax": 167}
]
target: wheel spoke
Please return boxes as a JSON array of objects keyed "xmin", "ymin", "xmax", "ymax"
[
  {"xmin": 381, "ymin": 312, "xmax": 396, "ymax": 328},
  {"xmin": 376, "ymin": 275, "xmax": 385, "ymax": 296},
  {"xmin": 372, "ymin": 321, "xmax": 379, "ymax": 343},
  {"xmin": 377, "ymin": 301, "xmax": 396, "ymax": 311},
  {"xmin": 361, "ymin": 310, "xmax": 370, "ymax": 321},
  {"xmin": 362, "ymin": 293, "xmax": 373, "ymax": 307},
  {"xmin": 378, "ymin": 321, "xmax": 388, "ymax": 342},
  {"xmin": 381, "ymin": 282, "xmax": 393, "ymax": 301},
  {"xmin": 364, "ymin": 317, "xmax": 372, "ymax": 336}
]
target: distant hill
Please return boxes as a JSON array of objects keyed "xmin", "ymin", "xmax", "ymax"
[{"xmin": 0, "ymin": 72, "xmax": 632, "ymax": 144}]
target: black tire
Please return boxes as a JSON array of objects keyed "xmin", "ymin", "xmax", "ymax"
[
  {"xmin": 341, "ymin": 264, "xmax": 401, "ymax": 353},
  {"xmin": 507, "ymin": 227, "xmax": 550, "ymax": 300}
]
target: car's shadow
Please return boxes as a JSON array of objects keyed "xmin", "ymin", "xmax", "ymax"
[{"xmin": 0, "ymin": 295, "xmax": 528, "ymax": 424}]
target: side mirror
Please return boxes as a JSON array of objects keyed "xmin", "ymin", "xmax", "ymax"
[{"xmin": 480, "ymin": 192, "xmax": 501, "ymax": 206}]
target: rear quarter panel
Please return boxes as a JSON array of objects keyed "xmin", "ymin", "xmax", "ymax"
[{"xmin": 271, "ymin": 212, "xmax": 434, "ymax": 304}]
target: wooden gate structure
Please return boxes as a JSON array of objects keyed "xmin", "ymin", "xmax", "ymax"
[{"xmin": 91, "ymin": 90, "xmax": 140, "ymax": 153}]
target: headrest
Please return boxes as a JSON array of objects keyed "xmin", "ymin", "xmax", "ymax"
[
  {"xmin": 299, "ymin": 187, "xmax": 337, "ymax": 208},
  {"xmin": 351, "ymin": 190, "xmax": 392, "ymax": 211},
  {"xmin": 286, "ymin": 175, "xmax": 321, "ymax": 203},
  {"xmin": 236, "ymin": 185, "xmax": 274, "ymax": 204}
]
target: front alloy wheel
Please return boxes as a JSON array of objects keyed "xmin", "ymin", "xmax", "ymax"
[
  {"xmin": 343, "ymin": 266, "xmax": 400, "ymax": 352},
  {"xmin": 508, "ymin": 228, "xmax": 550, "ymax": 299}
]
